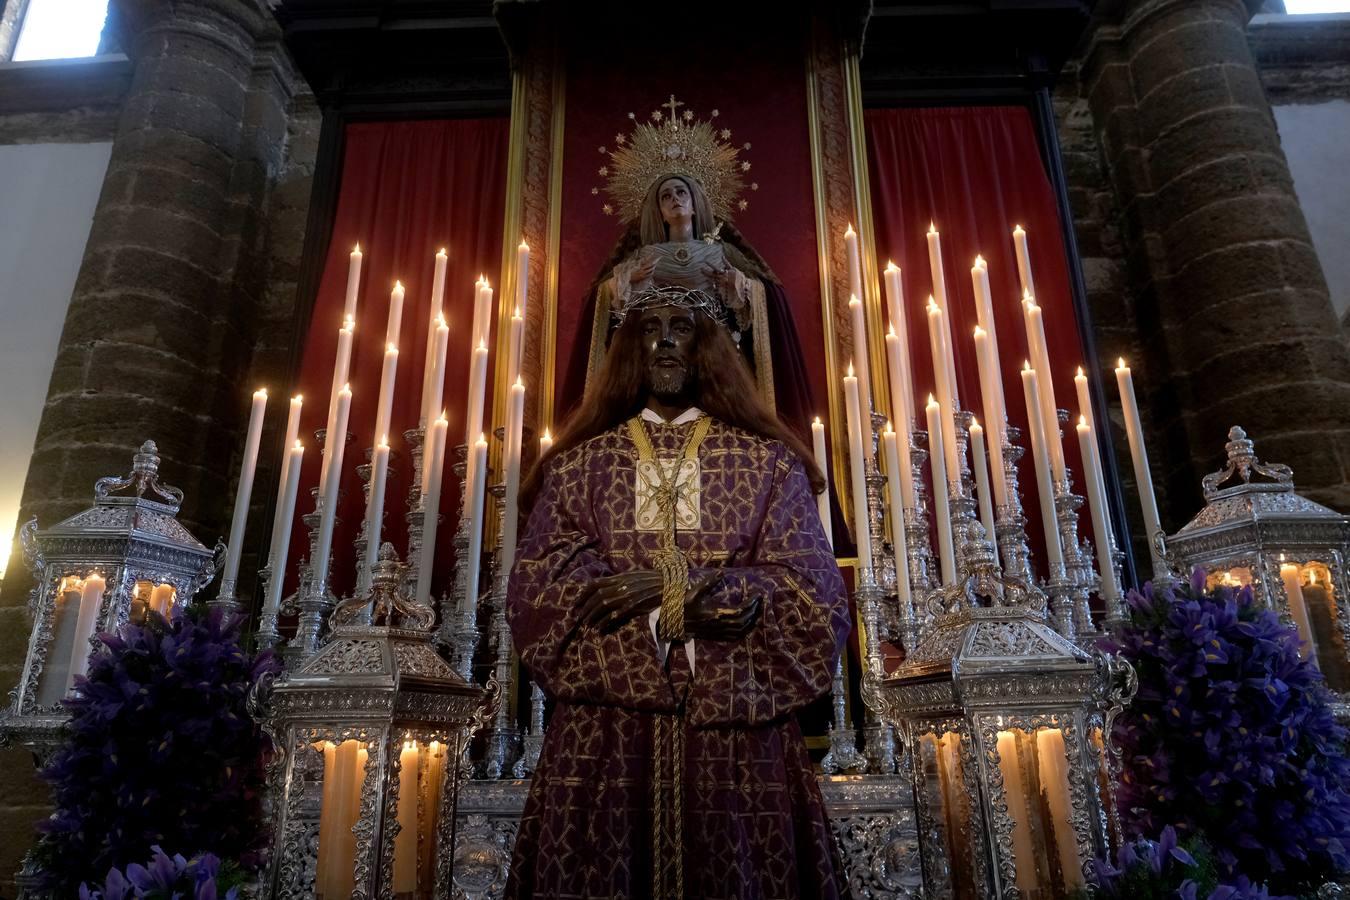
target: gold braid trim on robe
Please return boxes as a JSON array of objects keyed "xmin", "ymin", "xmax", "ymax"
[{"xmin": 624, "ymin": 413, "xmax": 711, "ymax": 900}]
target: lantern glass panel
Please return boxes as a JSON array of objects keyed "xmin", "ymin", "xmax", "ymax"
[
  {"xmin": 393, "ymin": 738, "xmax": 449, "ymax": 898},
  {"xmin": 36, "ymin": 579, "xmax": 85, "ymax": 706},
  {"xmin": 315, "ymin": 739, "xmax": 369, "ymax": 899},
  {"xmin": 917, "ymin": 731, "xmax": 973, "ymax": 895},
  {"xmin": 1207, "ymin": 567, "xmax": 1252, "ymax": 591},
  {"xmin": 1285, "ymin": 562, "xmax": 1350, "ymax": 693}
]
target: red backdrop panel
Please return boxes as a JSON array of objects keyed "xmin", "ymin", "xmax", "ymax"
[
  {"xmin": 288, "ymin": 118, "xmax": 509, "ymax": 598},
  {"xmin": 552, "ymin": 16, "xmax": 826, "ymax": 425},
  {"xmin": 866, "ymin": 106, "xmax": 1087, "ymax": 577}
]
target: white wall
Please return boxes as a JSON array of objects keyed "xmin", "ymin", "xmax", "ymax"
[
  {"xmin": 1274, "ymin": 100, "xmax": 1350, "ymax": 321},
  {"xmin": 0, "ymin": 141, "xmax": 111, "ymax": 576}
]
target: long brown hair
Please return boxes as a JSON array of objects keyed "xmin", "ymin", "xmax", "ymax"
[{"xmin": 521, "ymin": 309, "xmax": 824, "ymax": 510}]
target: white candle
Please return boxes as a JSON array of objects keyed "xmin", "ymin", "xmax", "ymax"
[
  {"xmin": 420, "ymin": 249, "xmax": 449, "ymax": 427},
  {"xmin": 321, "ymin": 319, "xmax": 355, "ymax": 495},
  {"xmin": 969, "ymin": 419, "xmax": 999, "ymax": 556},
  {"xmin": 539, "ymin": 427, "xmax": 553, "ymax": 455},
  {"xmin": 263, "ymin": 440, "xmax": 304, "ymax": 619},
  {"xmin": 882, "ymin": 423, "xmax": 912, "ymax": 617},
  {"xmin": 1280, "ymin": 563, "xmax": 1317, "ymax": 660},
  {"xmin": 845, "ymin": 223, "xmax": 864, "ymax": 306},
  {"xmin": 1023, "ymin": 298, "xmax": 1065, "ymax": 483},
  {"xmin": 926, "ymin": 300, "xmax": 960, "ymax": 483},
  {"xmin": 344, "ymin": 244, "xmax": 362, "ymax": 323},
  {"xmin": 973, "ymin": 325, "xmax": 1009, "ymax": 507},
  {"xmin": 971, "ymin": 256, "xmax": 1000, "ymax": 350},
  {"xmin": 272, "ymin": 394, "xmax": 303, "ymax": 535},
  {"xmin": 394, "ymin": 739, "xmax": 420, "ymax": 892},
  {"xmin": 812, "ymin": 417, "xmax": 834, "ymax": 549},
  {"xmin": 385, "ymin": 280, "xmax": 405, "ymax": 347},
  {"xmin": 844, "ymin": 363, "xmax": 873, "ymax": 577},
  {"xmin": 473, "ymin": 277, "xmax": 493, "ymax": 348},
  {"xmin": 416, "ymin": 414, "xmax": 448, "ymax": 607},
  {"xmin": 500, "ymin": 377, "xmax": 527, "ymax": 576},
  {"xmin": 361, "ymin": 438, "xmax": 391, "ymax": 591},
  {"xmin": 421, "ymin": 317, "xmax": 449, "ymax": 490},
  {"xmin": 926, "ymin": 396, "xmax": 957, "ymax": 586},
  {"xmin": 1021, "ymin": 363, "xmax": 1065, "ymax": 572},
  {"xmin": 1115, "ymin": 358, "xmax": 1165, "ymax": 575},
  {"xmin": 463, "ymin": 433, "xmax": 490, "ymax": 612},
  {"xmin": 1036, "ymin": 728, "xmax": 1084, "ymax": 891},
  {"xmin": 507, "ymin": 306, "xmax": 525, "ymax": 385},
  {"xmin": 849, "ymin": 294, "xmax": 874, "ymax": 461},
  {"xmin": 67, "ymin": 573, "xmax": 106, "ymax": 689},
  {"xmin": 516, "ymin": 240, "xmax": 531, "ymax": 319},
  {"xmin": 1012, "ymin": 225, "xmax": 1035, "ymax": 300},
  {"xmin": 1076, "ymin": 417, "xmax": 1120, "ymax": 609},
  {"xmin": 373, "ymin": 343, "xmax": 399, "ymax": 451},
  {"xmin": 313, "ymin": 384, "xmax": 351, "ymax": 594},
  {"xmin": 996, "ymin": 730, "xmax": 1041, "ymax": 897},
  {"xmin": 926, "ymin": 224, "xmax": 960, "ymax": 409},
  {"xmin": 883, "ymin": 261, "xmax": 902, "ymax": 337},
  {"xmin": 222, "ymin": 388, "xmax": 268, "ymax": 594},
  {"xmin": 465, "ymin": 338, "xmax": 489, "ymax": 448},
  {"xmin": 149, "ymin": 584, "xmax": 175, "ymax": 617},
  {"xmin": 885, "ymin": 327, "xmax": 917, "ymax": 511}
]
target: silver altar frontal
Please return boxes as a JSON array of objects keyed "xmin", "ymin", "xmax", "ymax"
[
  {"xmin": 1, "ymin": 440, "xmax": 219, "ymax": 754},
  {"xmin": 868, "ymin": 528, "xmax": 1134, "ymax": 899},
  {"xmin": 262, "ymin": 544, "xmax": 491, "ymax": 900},
  {"xmin": 1166, "ymin": 426, "xmax": 1350, "ymax": 711}
]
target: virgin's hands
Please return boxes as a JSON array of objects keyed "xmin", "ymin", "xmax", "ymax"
[
  {"xmin": 577, "ymin": 571, "xmax": 663, "ymax": 631},
  {"xmin": 630, "ymin": 248, "xmax": 658, "ymax": 284},
  {"xmin": 702, "ymin": 263, "xmax": 743, "ymax": 304}
]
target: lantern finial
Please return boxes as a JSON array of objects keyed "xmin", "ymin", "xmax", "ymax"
[
  {"xmin": 1201, "ymin": 425, "xmax": 1295, "ymax": 499},
  {"xmin": 331, "ymin": 543, "xmax": 435, "ymax": 632},
  {"xmin": 93, "ymin": 440, "xmax": 186, "ymax": 511}
]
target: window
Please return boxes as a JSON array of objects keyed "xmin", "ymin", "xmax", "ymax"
[
  {"xmin": 1285, "ymin": 1, "xmax": 1350, "ymax": 12},
  {"xmin": 12, "ymin": 0, "xmax": 109, "ymax": 62}
]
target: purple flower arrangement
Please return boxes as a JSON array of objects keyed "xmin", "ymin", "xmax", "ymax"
[
  {"xmin": 1091, "ymin": 826, "xmax": 1289, "ymax": 900},
  {"xmin": 1102, "ymin": 569, "xmax": 1350, "ymax": 895},
  {"xmin": 34, "ymin": 605, "xmax": 281, "ymax": 895},
  {"xmin": 79, "ymin": 846, "xmax": 241, "ymax": 900}
]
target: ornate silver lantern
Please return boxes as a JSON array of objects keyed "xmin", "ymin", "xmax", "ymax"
[
  {"xmin": 867, "ymin": 525, "xmax": 1134, "ymax": 899},
  {"xmin": 262, "ymin": 543, "xmax": 493, "ymax": 899},
  {"xmin": 1166, "ymin": 426, "xmax": 1350, "ymax": 711},
  {"xmin": 1, "ymin": 440, "xmax": 221, "ymax": 753}
]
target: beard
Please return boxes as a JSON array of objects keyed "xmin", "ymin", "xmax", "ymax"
[{"xmin": 646, "ymin": 363, "xmax": 690, "ymax": 400}]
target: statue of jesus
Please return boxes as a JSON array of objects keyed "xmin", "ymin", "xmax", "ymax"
[{"xmin": 506, "ymin": 284, "xmax": 850, "ymax": 898}]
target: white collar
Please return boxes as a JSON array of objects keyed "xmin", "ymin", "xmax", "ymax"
[{"xmin": 641, "ymin": 406, "xmax": 704, "ymax": 425}]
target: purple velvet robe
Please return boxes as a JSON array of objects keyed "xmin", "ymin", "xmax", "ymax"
[{"xmin": 505, "ymin": 417, "xmax": 851, "ymax": 899}]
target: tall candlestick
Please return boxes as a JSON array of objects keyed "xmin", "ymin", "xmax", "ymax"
[
  {"xmin": 313, "ymin": 384, "xmax": 351, "ymax": 593},
  {"xmin": 1076, "ymin": 417, "xmax": 1120, "ymax": 609},
  {"xmin": 322, "ymin": 319, "xmax": 355, "ymax": 495},
  {"xmin": 883, "ymin": 261, "xmax": 902, "ymax": 337},
  {"xmin": 500, "ymin": 377, "xmax": 527, "ymax": 576},
  {"xmin": 420, "ymin": 249, "xmax": 449, "ymax": 427},
  {"xmin": 344, "ymin": 244, "xmax": 362, "ymax": 323},
  {"xmin": 394, "ymin": 739, "xmax": 420, "ymax": 892},
  {"xmin": 362, "ymin": 438, "xmax": 390, "ymax": 589},
  {"xmin": 373, "ymin": 343, "xmax": 399, "ymax": 452},
  {"xmin": 926, "ymin": 224, "xmax": 959, "ymax": 409},
  {"xmin": 1021, "ymin": 363, "xmax": 1065, "ymax": 572},
  {"xmin": 385, "ymin": 280, "xmax": 405, "ymax": 347},
  {"xmin": 1115, "ymin": 358, "xmax": 1165, "ymax": 575},
  {"xmin": 67, "ymin": 573, "xmax": 106, "ymax": 690},
  {"xmin": 885, "ymin": 326, "xmax": 917, "ymax": 511},
  {"xmin": 844, "ymin": 223, "xmax": 863, "ymax": 306},
  {"xmin": 1023, "ymin": 298, "xmax": 1065, "ymax": 482},
  {"xmin": 464, "ymin": 434, "xmax": 489, "ymax": 612},
  {"xmin": 973, "ymin": 325, "xmax": 1009, "ymax": 507},
  {"xmin": 465, "ymin": 338, "xmax": 489, "ymax": 448},
  {"xmin": 926, "ymin": 396, "xmax": 957, "ymax": 586},
  {"xmin": 812, "ymin": 417, "xmax": 834, "ymax": 549},
  {"xmin": 844, "ymin": 363, "xmax": 873, "ymax": 577},
  {"xmin": 516, "ymin": 240, "xmax": 531, "ymax": 319},
  {"xmin": 969, "ymin": 418, "xmax": 999, "ymax": 557},
  {"xmin": 473, "ymin": 277, "xmax": 492, "ymax": 348},
  {"xmin": 416, "ymin": 414, "xmax": 448, "ymax": 606},
  {"xmin": 882, "ymin": 423, "xmax": 912, "ymax": 612},
  {"xmin": 421, "ymin": 317, "xmax": 449, "ymax": 490},
  {"xmin": 1012, "ymin": 225, "xmax": 1035, "ymax": 300},
  {"xmin": 926, "ymin": 300, "xmax": 960, "ymax": 483},
  {"xmin": 849, "ymin": 294, "xmax": 874, "ymax": 460},
  {"xmin": 507, "ymin": 306, "xmax": 525, "ymax": 385},
  {"xmin": 539, "ymin": 428, "xmax": 553, "ymax": 455},
  {"xmin": 222, "ymin": 388, "xmax": 268, "ymax": 595},
  {"xmin": 971, "ymin": 256, "xmax": 1000, "ymax": 350},
  {"xmin": 263, "ymin": 440, "xmax": 304, "ymax": 618}
]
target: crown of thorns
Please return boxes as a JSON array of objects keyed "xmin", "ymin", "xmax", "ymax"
[{"xmin": 614, "ymin": 284, "xmax": 729, "ymax": 327}]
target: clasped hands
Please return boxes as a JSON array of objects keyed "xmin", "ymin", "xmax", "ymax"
[{"xmin": 575, "ymin": 569, "xmax": 761, "ymax": 641}]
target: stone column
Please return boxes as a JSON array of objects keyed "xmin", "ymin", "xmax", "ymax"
[
  {"xmin": 1081, "ymin": 0, "xmax": 1350, "ymax": 526},
  {"xmin": 0, "ymin": 0, "xmax": 305, "ymax": 888}
]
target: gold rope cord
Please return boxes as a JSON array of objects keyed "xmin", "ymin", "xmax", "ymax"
[{"xmin": 626, "ymin": 414, "xmax": 709, "ymax": 899}]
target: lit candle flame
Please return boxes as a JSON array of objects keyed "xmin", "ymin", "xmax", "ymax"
[
  {"xmin": 542, "ymin": 427, "xmax": 552, "ymax": 441},
  {"xmin": 845, "ymin": 223, "xmax": 855, "ymax": 236},
  {"xmin": 885, "ymin": 260, "xmax": 898, "ymax": 272},
  {"xmin": 846, "ymin": 361, "xmax": 855, "ymax": 378},
  {"xmin": 294, "ymin": 440, "xmax": 304, "ymax": 450},
  {"xmin": 353, "ymin": 243, "xmax": 361, "ymax": 253},
  {"xmin": 971, "ymin": 416, "xmax": 981, "ymax": 429},
  {"xmin": 1077, "ymin": 366, "xmax": 1084, "ymax": 377},
  {"xmin": 1117, "ymin": 357, "xmax": 1127, "ymax": 369},
  {"xmin": 520, "ymin": 239, "xmax": 530, "ymax": 250},
  {"xmin": 1079, "ymin": 415, "xmax": 1088, "ymax": 427},
  {"xmin": 885, "ymin": 420, "xmax": 894, "ymax": 434},
  {"xmin": 889, "ymin": 323, "xmax": 897, "ymax": 338},
  {"xmin": 387, "ymin": 343, "xmax": 397, "ymax": 354},
  {"xmin": 394, "ymin": 279, "xmax": 403, "ymax": 290},
  {"xmin": 436, "ymin": 314, "xmax": 447, "ymax": 328},
  {"xmin": 1024, "ymin": 360, "xmax": 1032, "ymax": 371},
  {"xmin": 974, "ymin": 324, "xmax": 985, "ymax": 338},
  {"xmin": 928, "ymin": 222, "xmax": 936, "ymax": 234},
  {"xmin": 927, "ymin": 393, "xmax": 937, "ymax": 406},
  {"xmin": 438, "ymin": 247, "xmax": 447, "ymax": 257},
  {"xmin": 813, "ymin": 416, "xmax": 822, "ymax": 425},
  {"xmin": 974, "ymin": 254, "xmax": 985, "ymax": 266}
]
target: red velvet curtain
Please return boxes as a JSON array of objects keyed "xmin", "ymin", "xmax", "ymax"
[
  {"xmin": 866, "ymin": 106, "xmax": 1087, "ymax": 576},
  {"xmin": 287, "ymin": 118, "xmax": 510, "ymax": 598}
]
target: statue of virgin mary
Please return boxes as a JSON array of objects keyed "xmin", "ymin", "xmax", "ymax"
[{"xmin": 558, "ymin": 100, "xmax": 817, "ymax": 436}]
